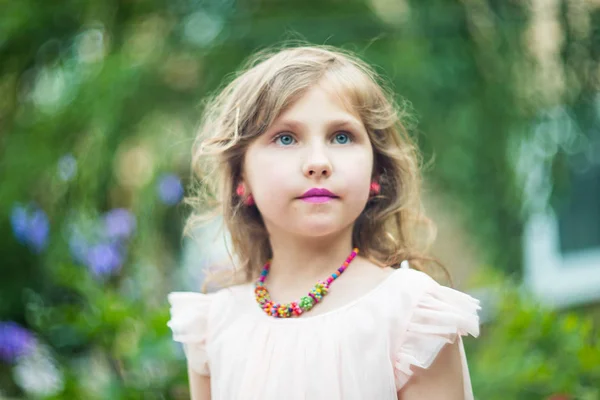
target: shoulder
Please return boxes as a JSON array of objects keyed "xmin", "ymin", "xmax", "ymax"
[
  {"xmin": 167, "ymin": 288, "xmax": 225, "ymax": 315},
  {"xmin": 383, "ymin": 264, "xmax": 481, "ymax": 332},
  {"xmin": 167, "ymin": 283, "xmax": 252, "ymax": 336},
  {"xmin": 352, "ymin": 259, "xmax": 437, "ymax": 303},
  {"xmin": 380, "ymin": 262, "xmax": 475, "ymax": 306}
]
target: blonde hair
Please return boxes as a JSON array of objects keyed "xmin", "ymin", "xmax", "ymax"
[{"xmin": 185, "ymin": 43, "xmax": 447, "ymax": 289}]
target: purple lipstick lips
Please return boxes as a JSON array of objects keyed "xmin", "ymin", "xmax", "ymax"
[{"xmin": 299, "ymin": 188, "xmax": 338, "ymax": 203}]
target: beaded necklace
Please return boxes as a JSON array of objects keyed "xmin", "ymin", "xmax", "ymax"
[{"xmin": 254, "ymin": 248, "xmax": 359, "ymax": 318}]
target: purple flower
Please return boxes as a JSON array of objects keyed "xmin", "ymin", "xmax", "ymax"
[
  {"xmin": 10, "ymin": 205, "xmax": 29, "ymax": 244},
  {"xmin": 103, "ymin": 208, "xmax": 136, "ymax": 240},
  {"xmin": 10, "ymin": 204, "xmax": 49, "ymax": 253},
  {"xmin": 28, "ymin": 209, "xmax": 50, "ymax": 252},
  {"xmin": 157, "ymin": 174, "xmax": 183, "ymax": 205},
  {"xmin": 85, "ymin": 242, "xmax": 123, "ymax": 277},
  {"xmin": 0, "ymin": 322, "xmax": 36, "ymax": 364},
  {"xmin": 67, "ymin": 210, "xmax": 133, "ymax": 278},
  {"xmin": 57, "ymin": 154, "xmax": 77, "ymax": 181}
]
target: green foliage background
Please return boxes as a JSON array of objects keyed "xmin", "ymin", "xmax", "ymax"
[{"xmin": 1, "ymin": 0, "xmax": 599, "ymax": 398}]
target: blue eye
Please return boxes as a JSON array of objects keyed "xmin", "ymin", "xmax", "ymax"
[
  {"xmin": 334, "ymin": 132, "xmax": 352, "ymax": 144},
  {"xmin": 275, "ymin": 134, "xmax": 295, "ymax": 146}
]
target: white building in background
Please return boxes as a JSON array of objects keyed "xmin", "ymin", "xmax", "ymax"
[
  {"xmin": 520, "ymin": 0, "xmax": 600, "ymax": 309},
  {"xmin": 521, "ymin": 106, "xmax": 600, "ymax": 308}
]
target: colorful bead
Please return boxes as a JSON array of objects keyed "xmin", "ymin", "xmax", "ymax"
[
  {"xmin": 299, "ymin": 296, "xmax": 314, "ymax": 310},
  {"xmin": 254, "ymin": 248, "xmax": 359, "ymax": 318}
]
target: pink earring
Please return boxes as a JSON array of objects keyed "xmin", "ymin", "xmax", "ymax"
[
  {"xmin": 236, "ymin": 183, "xmax": 255, "ymax": 206},
  {"xmin": 369, "ymin": 181, "xmax": 380, "ymax": 197}
]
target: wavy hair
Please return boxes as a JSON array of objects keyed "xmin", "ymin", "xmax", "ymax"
[{"xmin": 185, "ymin": 43, "xmax": 447, "ymax": 289}]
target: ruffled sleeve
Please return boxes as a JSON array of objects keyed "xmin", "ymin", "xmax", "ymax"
[
  {"xmin": 167, "ymin": 292, "xmax": 213, "ymax": 375},
  {"xmin": 393, "ymin": 270, "xmax": 481, "ymax": 389}
]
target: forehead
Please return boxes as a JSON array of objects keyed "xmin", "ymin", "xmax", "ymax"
[{"xmin": 273, "ymin": 79, "xmax": 363, "ymax": 127}]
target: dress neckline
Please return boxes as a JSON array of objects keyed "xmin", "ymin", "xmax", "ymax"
[{"xmin": 248, "ymin": 266, "xmax": 411, "ymax": 323}]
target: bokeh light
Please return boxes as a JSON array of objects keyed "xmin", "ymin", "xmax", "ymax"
[
  {"xmin": 0, "ymin": 322, "xmax": 36, "ymax": 364},
  {"xmin": 157, "ymin": 174, "xmax": 184, "ymax": 206}
]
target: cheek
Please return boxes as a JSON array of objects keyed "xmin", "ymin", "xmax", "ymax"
[
  {"xmin": 337, "ymin": 148, "xmax": 374, "ymax": 184},
  {"xmin": 244, "ymin": 148, "xmax": 295, "ymax": 191}
]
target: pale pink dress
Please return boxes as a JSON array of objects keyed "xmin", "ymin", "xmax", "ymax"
[{"xmin": 167, "ymin": 263, "xmax": 481, "ymax": 400}]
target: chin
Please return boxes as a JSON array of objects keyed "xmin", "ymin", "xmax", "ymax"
[
  {"xmin": 264, "ymin": 212, "xmax": 359, "ymax": 239},
  {"xmin": 294, "ymin": 221, "xmax": 349, "ymax": 238}
]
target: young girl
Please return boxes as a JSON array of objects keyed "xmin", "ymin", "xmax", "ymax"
[{"xmin": 167, "ymin": 44, "xmax": 481, "ymax": 400}]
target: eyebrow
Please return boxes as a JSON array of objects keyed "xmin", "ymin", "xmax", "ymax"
[{"xmin": 273, "ymin": 118, "xmax": 364, "ymax": 132}]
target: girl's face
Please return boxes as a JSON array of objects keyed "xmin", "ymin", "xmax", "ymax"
[{"xmin": 243, "ymin": 82, "xmax": 374, "ymax": 240}]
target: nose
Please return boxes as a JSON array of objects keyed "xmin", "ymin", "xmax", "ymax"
[{"xmin": 302, "ymin": 145, "xmax": 332, "ymax": 178}]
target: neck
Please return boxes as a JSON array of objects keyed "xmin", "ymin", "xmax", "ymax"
[{"xmin": 263, "ymin": 225, "xmax": 356, "ymax": 287}]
